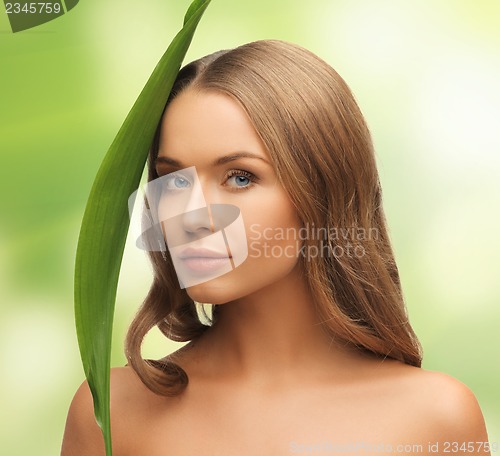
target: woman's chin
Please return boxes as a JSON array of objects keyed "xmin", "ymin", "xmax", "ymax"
[{"xmin": 185, "ymin": 280, "xmax": 235, "ymax": 305}]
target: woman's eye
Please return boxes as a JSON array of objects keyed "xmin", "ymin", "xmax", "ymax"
[
  {"xmin": 163, "ymin": 174, "xmax": 191, "ymax": 190},
  {"xmin": 225, "ymin": 170, "xmax": 255, "ymax": 189},
  {"xmin": 229, "ymin": 175, "xmax": 250, "ymax": 187}
]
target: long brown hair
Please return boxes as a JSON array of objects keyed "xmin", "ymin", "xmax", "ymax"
[{"xmin": 125, "ymin": 39, "xmax": 422, "ymax": 395}]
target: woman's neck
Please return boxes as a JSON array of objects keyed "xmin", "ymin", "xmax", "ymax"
[{"xmin": 179, "ymin": 263, "xmax": 364, "ymax": 387}]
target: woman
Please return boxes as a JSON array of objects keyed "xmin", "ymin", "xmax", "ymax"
[{"xmin": 62, "ymin": 40, "xmax": 491, "ymax": 455}]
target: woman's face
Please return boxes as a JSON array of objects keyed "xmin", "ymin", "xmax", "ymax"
[{"xmin": 155, "ymin": 88, "xmax": 303, "ymax": 304}]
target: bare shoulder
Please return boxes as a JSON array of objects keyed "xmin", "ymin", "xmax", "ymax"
[
  {"xmin": 374, "ymin": 361, "xmax": 490, "ymax": 447},
  {"xmin": 61, "ymin": 373, "xmax": 107, "ymax": 455},
  {"xmin": 410, "ymin": 368, "xmax": 488, "ymax": 438},
  {"xmin": 61, "ymin": 366, "xmax": 155, "ymax": 456}
]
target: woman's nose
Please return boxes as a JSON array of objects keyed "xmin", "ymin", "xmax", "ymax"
[
  {"xmin": 181, "ymin": 206, "xmax": 213, "ymax": 234},
  {"xmin": 161, "ymin": 186, "xmax": 215, "ymax": 248},
  {"xmin": 180, "ymin": 180, "xmax": 219, "ymax": 235}
]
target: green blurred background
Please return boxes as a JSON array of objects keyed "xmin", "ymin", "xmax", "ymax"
[{"xmin": 1, "ymin": 0, "xmax": 499, "ymax": 453}]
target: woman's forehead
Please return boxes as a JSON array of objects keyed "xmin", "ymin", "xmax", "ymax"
[{"xmin": 158, "ymin": 90, "xmax": 269, "ymax": 166}]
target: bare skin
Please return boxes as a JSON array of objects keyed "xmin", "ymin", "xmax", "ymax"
[
  {"xmin": 62, "ymin": 262, "xmax": 491, "ymax": 456},
  {"xmin": 62, "ymin": 342, "xmax": 491, "ymax": 455},
  {"xmin": 62, "ymin": 90, "xmax": 490, "ymax": 455}
]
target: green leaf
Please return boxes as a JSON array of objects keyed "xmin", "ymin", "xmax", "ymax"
[{"xmin": 74, "ymin": 1, "xmax": 212, "ymax": 454}]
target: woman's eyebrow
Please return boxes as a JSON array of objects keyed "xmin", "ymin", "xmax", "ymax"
[
  {"xmin": 155, "ymin": 156, "xmax": 181, "ymax": 167},
  {"xmin": 155, "ymin": 151, "xmax": 270, "ymax": 168},
  {"xmin": 212, "ymin": 152, "xmax": 270, "ymax": 166}
]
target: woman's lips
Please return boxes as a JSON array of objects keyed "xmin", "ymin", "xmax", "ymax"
[
  {"xmin": 178, "ymin": 247, "xmax": 229, "ymax": 259},
  {"xmin": 177, "ymin": 247, "xmax": 232, "ymax": 273}
]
